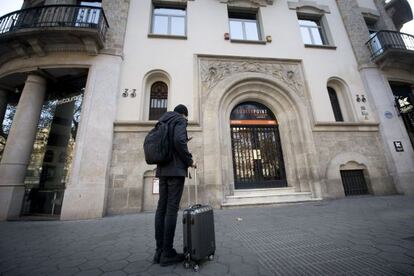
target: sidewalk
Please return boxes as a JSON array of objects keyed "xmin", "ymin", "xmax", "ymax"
[{"xmin": 1, "ymin": 195, "xmax": 414, "ymax": 276}]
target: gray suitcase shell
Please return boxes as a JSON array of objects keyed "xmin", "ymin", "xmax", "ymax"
[
  {"xmin": 183, "ymin": 205, "xmax": 215, "ymax": 261},
  {"xmin": 182, "ymin": 169, "xmax": 215, "ymax": 271}
]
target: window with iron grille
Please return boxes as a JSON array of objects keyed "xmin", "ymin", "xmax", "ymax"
[
  {"xmin": 298, "ymin": 16, "xmax": 327, "ymax": 45},
  {"xmin": 328, "ymin": 87, "xmax": 344, "ymax": 122},
  {"xmin": 149, "ymin": 81, "xmax": 168, "ymax": 120},
  {"xmin": 340, "ymin": 170, "xmax": 369, "ymax": 196}
]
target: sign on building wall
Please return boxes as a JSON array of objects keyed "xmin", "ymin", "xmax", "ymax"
[
  {"xmin": 393, "ymin": 141, "xmax": 404, "ymax": 152},
  {"xmin": 230, "ymin": 102, "xmax": 278, "ymax": 125}
]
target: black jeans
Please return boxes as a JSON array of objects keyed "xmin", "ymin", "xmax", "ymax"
[{"xmin": 155, "ymin": 176, "xmax": 185, "ymax": 253}]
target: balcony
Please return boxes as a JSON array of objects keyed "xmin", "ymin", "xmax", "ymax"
[
  {"xmin": 366, "ymin": 30, "xmax": 414, "ymax": 69},
  {"xmin": 0, "ymin": 5, "xmax": 109, "ymax": 63}
]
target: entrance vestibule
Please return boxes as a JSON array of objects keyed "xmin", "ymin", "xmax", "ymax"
[
  {"xmin": 0, "ymin": 68, "xmax": 87, "ymax": 218},
  {"xmin": 230, "ymin": 102, "xmax": 287, "ymax": 190}
]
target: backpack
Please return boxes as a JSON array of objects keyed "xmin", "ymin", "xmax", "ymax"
[{"xmin": 143, "ymin": 121, "xmax": 173, "ymax": 165}]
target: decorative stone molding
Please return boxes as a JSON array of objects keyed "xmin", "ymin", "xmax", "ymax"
[
  {"xmin": 219, "ymin": 0, "xmax": 274, "ymax": 7},
  {"xmin": 199, "ymin": 56, "xmax": 306, "ymax": 97},
  {"xmin": 288, "ymin": 0, "xmax": 331, "ymax": 14},
  {"xmin": 359, "ymin": 7, "xmax": 380, "ymax": 21}
]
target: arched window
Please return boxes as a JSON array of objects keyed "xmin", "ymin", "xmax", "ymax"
[
  {"xmin": 149, "ymin": 81, "xmax": 168, "ymax": 120},
  {"xmin": 328, "ymin": 86, "xmax": 344, "ymax": 122}
]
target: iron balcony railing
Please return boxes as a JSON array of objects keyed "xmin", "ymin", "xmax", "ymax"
[
  {"xmin": 366, "ymin": 30, "xmax": 414, "ymax": 59},
  {"xmin": 0, "ymin": 5, "xmax": 109, "ymax": 42}
]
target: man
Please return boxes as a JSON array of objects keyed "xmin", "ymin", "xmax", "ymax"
[{"xmin": 153, "ymin": 104, "xmax": 195, "ymax": 266}]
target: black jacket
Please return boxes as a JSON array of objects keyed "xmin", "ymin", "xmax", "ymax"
[{"xmin": 156, "ymin": 111, "xmax": 193, "ymax": 177}]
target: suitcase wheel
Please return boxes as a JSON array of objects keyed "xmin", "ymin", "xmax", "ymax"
[{"xmin": 208, "ymin": 254, "xmax": 214, "ymax": 261}]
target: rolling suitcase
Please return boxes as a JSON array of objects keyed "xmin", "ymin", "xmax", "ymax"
[{"xmin": 182, "ymin": 168, "xmax": 216, "ymax": 272}]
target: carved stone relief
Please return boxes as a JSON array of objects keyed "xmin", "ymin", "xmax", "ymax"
[{"xmin": 199, "ymin": 57, "xmax": 306, "ymax": 98}]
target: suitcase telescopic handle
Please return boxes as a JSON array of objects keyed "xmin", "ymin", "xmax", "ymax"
[
  {"xmin": 194, "ymin": 168, "xmax": 198, "ymax": 205},
  {"xmin": 187, "ymin": 167, "xmax": 198, "ymax": 207}
]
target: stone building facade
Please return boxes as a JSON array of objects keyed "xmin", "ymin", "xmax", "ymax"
[
  {"xmin": 0, "ymin": 0, "xmax": 412, "ymax": 220},
  {"xmin": 108, "ymin": 0, "xmax": 413, "ymax": 215},
  {"xmin": 0, "ymin": 0, "xmax": 130, "ymax": 220}
]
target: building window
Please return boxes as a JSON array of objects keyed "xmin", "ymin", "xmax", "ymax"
[
  {"xmin": 149, "ymin": 81, "xmax": 168, "ymax": 120},
  {"xmin": 365, "ymin": 20, "xmax": 377, "ymax": 35},
  {"xmin": 228, "ymin": 10, "xmax": 261, "ymax": 41},
  {"xmin": 298, "ymin": 17, "xmax": 327, "ymax": 45},
  {"xmin": 151, "ymin": 6, "xmax": 186, "ymax": 36},
  {"xmin": 328, "ymin": 87, "xmax": 344, "ymax": 122}
]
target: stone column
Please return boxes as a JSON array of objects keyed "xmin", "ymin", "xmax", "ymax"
[
  {"xmin": 0, "ymin": 74, "xmax": 47, "ymax": 220},
  {"xmin": 60, "ymin": 55, "xmax": 122, "ymax": 220}
]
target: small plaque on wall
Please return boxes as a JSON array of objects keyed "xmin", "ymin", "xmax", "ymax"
[
  {"xmin": 393, "ymin": 141, "xmax": 404, "ymax": 152},
  {"xmin": 153, "ymin": 178, "xmax": 160, "ymax": 194}
]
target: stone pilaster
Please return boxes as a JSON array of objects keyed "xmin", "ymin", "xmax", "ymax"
[
  {"xmin": 335, "ymin": 0, "xmax": 373, "ymax": 67},
  {"xmin": 101, "ymin": 0, "xmax": 130, "ymax": 56},
  {"xmin": 0, "ymin": 74, "xmax": 47, "ymax": 220}
]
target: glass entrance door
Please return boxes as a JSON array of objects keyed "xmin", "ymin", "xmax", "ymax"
[
  {"xmin": 21, "ymin": 93, "xmax": 83, "ymax": 217},
  {"xmin": 230, "ymin": 102, "xmax": 287, "ymax": 189}
]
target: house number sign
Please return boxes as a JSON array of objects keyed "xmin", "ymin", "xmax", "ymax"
[{"xmin": 122, "ymin": 88, "xmax": 136, "ymax": 98}]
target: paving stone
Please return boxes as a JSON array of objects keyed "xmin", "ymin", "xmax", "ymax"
[
  {"xmin": 57, "ymin": 257, "xmax": 87, "ymax": 269},
  {"xmin": 145, "ymin": 264, "xmax": 177, "ymax": 275},
  {"xmin": 228, "ymin": 262, "xmax": 260, "ymax": 276},
  {"xmin": 389, "ymin": 263, "xmax": 414, "ymax": 276},
  {"xmin": 123, "ymin": 260, "xmax": 151, "ymax": 273},
  {"xmin": 100, "ymin": 260, "xmax": 129, "ymax": 272},
  {"xmin": 0, "ymin": 196, "xmax": 413, "ymax": 275},
  {"xmin": 377, "ymin": 252, "xmax": 414, "ymax": 265},
  {"xmin": 79, "ymin": 259, "xmax": 107, "ymax": 270},
  {"xmin": 126, "ymin": 252, "xmax": 151, "ymax": 262},
  {"xmin": 374, "ymin": 244, "xmax": 409, "ymax": 253},
  {"xmin": 101, "ymin": 271, "xmax": 127, "ymax": 276},
  {"xmin": 105, "ymin": 251, "xmax": 131, "ymax": 262},
  {"xmin": 74, "ymin": 269, "xmax": 103, "ymax": 276},
  {"xmin": 55, "ymin": 267, "xmax": 80, "ymax": 276}
]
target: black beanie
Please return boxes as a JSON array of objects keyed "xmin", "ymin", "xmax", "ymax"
[{"xmin": 174, "ymin": 104, "xmax": 188, "ymax": 117}]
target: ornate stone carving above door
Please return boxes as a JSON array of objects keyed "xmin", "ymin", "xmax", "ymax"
[{"xmin": 199, "ymin": 56, "xmax": 306, "ymax": 98}]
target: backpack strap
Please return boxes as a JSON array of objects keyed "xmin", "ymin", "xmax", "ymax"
[{"xmin": 167, "ymin": 117, "xmax": 182, "ymax": 153}]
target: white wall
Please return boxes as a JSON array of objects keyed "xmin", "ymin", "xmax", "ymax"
[{"xmin": 117, "ymin": 0, "xmax": 373, "ymax": 123}]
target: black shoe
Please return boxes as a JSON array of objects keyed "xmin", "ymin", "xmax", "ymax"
[
  {"xmin": 153, "ymin": 249, "xmax": 162, "ymax": 264},
  {"xmin": 159, "ymin": 249, "xmax": 185, "ymax": 267}
]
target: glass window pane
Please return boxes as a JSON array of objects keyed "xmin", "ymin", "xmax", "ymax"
[
  {"xmin": 300, "ymin": 27, "xmax": 312, "ymax": 44},
  {"xmin": 153, "ymin": 15, "xmax": 168, "ymax": 34},
  {"xmin": 245, "ymin": 21, "xmax": 259, "ymax": 40},
  {"xmin": 171, "ymin": 16, "xmax": 185, "ymax": 36},
  {"xmin": 310, "ymin": 28, "xmax": 323, "ymax": 45},
  {"xmin": 229, "ymin": 20, "xmax": 244, "ymax": 39},
  {"xmin": 154, "ymin": 8, "xmax": 185, "ymax": 16},
  {"xmin": 299, "ymin": 19, "xmax": 318, "ymax": 27}
]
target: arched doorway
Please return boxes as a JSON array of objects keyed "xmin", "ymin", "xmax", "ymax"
[{"xmin": 230, "ymin": 102, "xmax": 287, "ymax": 189}]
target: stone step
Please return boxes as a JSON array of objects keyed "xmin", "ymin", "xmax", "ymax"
[
  {"xmin": 233, "ymin": 187, "xmax": 297, "ymax": 196},
  {"xmin": 222, "ymin": 190, "xmax": 320, "ymax": 208}
]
